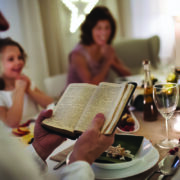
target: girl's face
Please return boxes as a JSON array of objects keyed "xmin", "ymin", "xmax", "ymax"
[
  {"xmin": 92, "ymin": 20, "xmax": 112, "ymax": 46},
  {"xmin": 1, "ymin": 45, "xmax": 25, "ymax": 79}
]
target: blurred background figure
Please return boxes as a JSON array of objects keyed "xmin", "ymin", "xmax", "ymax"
[
  {"xmin": 0, "ymin": 11, "xmax": 9, "ymax": 31},
  {"xmin": 66, "ymin": 6, "xmax": 131, "ymax": 86},
  {"xmin": 0, "ymin": 37, "xmax": 53, "ymax": 128}
]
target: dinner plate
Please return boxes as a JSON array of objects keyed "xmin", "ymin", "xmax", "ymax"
[
  {"xmin": 93, "ymin": 137, "xmax": 152, "ymax": 170},
  {"xmin": 92, "ymin": 146, "xmax": 159, "ymax": 179},
  {"xmin": 117, "ymin": 111, "xmax": 140, "ymax": 133}
]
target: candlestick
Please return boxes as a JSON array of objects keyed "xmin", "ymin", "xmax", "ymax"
[
  {"xmin": 172, "ymin": 112, "xmax": 180, "ymax": 133},
  {"xmin": 174, "ymin": 16, "xmax": 180, "ymax": 67}
]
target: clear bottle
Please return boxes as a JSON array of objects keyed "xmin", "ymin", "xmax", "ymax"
[{"xmin": 142, "ymin": 60, "xmax": 158, "ymax": 121}]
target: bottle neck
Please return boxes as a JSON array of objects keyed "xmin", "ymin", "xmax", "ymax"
[{"xmin": 144, "ymin": 66, "xmax": 152, "ymax": 88}]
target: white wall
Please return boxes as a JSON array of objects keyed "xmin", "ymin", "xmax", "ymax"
[
  {"xmin": 130, "ymin": 0, "xmax": 176, "ymax": 64},
  {"xmin": 0, "ymin": 0, "xmax": 24, "ymax": 45}
]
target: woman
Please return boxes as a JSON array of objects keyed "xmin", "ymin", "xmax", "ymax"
[{"xmin": 67, "ymin": 6, "xmax": 131, "ymax": 86}]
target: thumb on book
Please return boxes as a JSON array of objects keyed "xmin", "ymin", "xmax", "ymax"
[
  {"xmin": 38, "ymin": 109, "xmax": 53, "ymax": 124},
  {"xmin": 90, "ymin": 113, "xmax": 105, "ymax": 131}
]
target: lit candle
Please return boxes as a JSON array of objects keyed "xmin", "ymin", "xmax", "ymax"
[
  {"xmin": 173, "ymin": 114, "xmax": 180, "ymax": 132},
  {"xmin": 174, "ymin": 17, "xmax": 180, "ymax": 67}
]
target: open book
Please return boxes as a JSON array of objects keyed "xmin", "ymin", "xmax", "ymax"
[{"xmin": 42, "ymin": 82, "xmax": 137, "ymax": 139}]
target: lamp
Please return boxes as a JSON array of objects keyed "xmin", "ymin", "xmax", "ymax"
[
  {"xmin": 160, "ymin": 0, "xmax": 180, "ymax": 67},
  {"xmin": 174, "ymin": 16, "xmax": 180, "ymax": 68},
  {"xmin": 172, "ymin": 111, "xmax": 180, "ymax": 132}
]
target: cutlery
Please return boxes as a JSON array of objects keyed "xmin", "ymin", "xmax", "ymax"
[
  {"xmin": 53, "ymin": 158, "xmax": 66, "ymax": 170},
  {"xmin": 145, "ymin": 155, "xmax": 179, "ymax": 180},
  {"xmin": 157, "ymin": 155, "xmax": 179, "ymax": 180}
]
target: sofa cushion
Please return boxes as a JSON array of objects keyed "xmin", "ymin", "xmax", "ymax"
[{"xmin": 113, "ymin": 35, "xmax": 160, "ymax": 75}]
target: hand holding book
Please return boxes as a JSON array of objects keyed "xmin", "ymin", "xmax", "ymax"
[{"xmin": 42, "ymin": 82, "xmax": 137, "ymax": 139}]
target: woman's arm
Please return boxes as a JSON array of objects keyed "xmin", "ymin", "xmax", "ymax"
[
  {"xmin": 103, "ymin": 45, "xmax": 131, "ymax": 76},
  {"xmin": 0, "ymin": 80, "xmax": 26, "ymax": 128},
  {"xmin": 111, "ymin": 56, "xmax": 131, "ymax": 76},
  {"xmin": 27, "ymin": 88, "xmax": 54, "ymax": 108},
  {"xmin": 71, "ymin": 52, "xmax": 113, "ymax": 85}
]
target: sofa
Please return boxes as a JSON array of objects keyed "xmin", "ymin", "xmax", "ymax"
[{"xmin": 113, "ymin": 35, "xmax": 160, "ymax": 75}]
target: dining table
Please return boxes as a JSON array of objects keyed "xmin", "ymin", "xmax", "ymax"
[
  {"xmin": 46, "ymin": 109, "xmax": 180, "ymax": 180},
  {"xmin": 46, "ymin": 72, "xmax": 180, "ymax": 180},
  {"xmin": 118, "ymin": 110, "xmax": 180, "ymax": 180}
]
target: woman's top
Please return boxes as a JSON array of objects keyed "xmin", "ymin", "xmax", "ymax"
[
  {"xmin": 0, "ymin": 89, "xmax": 39, "ymax": 125},
  {"xmin": 67, "ymin": 43, "xmax": 111, "ymax": 86}
]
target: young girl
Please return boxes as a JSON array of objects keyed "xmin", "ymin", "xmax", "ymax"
[{"xmin": 0, "ymin": 37, "xmax": 53, "ymax": 128}]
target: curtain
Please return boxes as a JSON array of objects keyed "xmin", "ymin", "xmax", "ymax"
[
  {"xmin": 0, "ymin": 0, "xmax": 49, "ymax": 90},
  {"xmin": 19, "ymin": 0, "xmax": 50, "ymax": 89}
]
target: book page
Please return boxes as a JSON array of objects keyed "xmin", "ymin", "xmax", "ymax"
[
  {"xmin": 42, "ymin": 83, "xmax": 96, "ymax": 132},
  {"xmin": 75, "ymin": 82, "xmax": 127, "ymax": 132},
  {"xmin": 102, "ymin": 84, "xmax": 134, "ymax": 134}
]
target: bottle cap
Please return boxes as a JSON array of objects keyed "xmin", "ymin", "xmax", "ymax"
[
  {"xmin": 142, "ymin": 59, "xmax": 150, "ymax": 65},
  {"xmin": 142, "ymin": 59, "xmax": 151, "ymax": 70},
  {"xmin": 175, "ymin": 67, "xmax": 180, "ymax": 74}
]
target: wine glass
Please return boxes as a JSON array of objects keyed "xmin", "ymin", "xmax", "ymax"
[{"xmin": 153, "ymin": 83, "xmax": 179, "ymax": 149}]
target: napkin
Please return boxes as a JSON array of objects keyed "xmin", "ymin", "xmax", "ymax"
[
  {"xmin": 50, "ymin": 145, "xmax": 74, "ymax": 162},
  {"xmin": 95, "ymin": 134, "xmax": 144, "ymax": 163}
]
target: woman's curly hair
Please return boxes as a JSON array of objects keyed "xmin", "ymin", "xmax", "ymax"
[{"xmin": 80, "ymin": 6, "xmax": 116, "ymax": 45}]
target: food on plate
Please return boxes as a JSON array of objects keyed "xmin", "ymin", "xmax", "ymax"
[
  {"xmin": 12, "ymin": 127, "xmax": 30, "ymax": 136},
  {"xmin": 118, "ymin": 113, "xmax": 135, "ymax": 131},
  {"xmin": 12, "ymin": 123, "xmax": 35, "ymax": 144},
  {"xmin": 21, "ymin": 133, "xmax": 34, "ymax": 144},
  {"xmin": 106, "ymin": 144, "xmax": 134, "ymax": 161},
  {"xmin": 18, "ymin": 127, "xmax": 30, "ymax": 133},
  {"xmin": 168, "ymin": 147, "xmax": 179, "ymax": 155},
  {"xmin": 162, "ymin": 83, "xmax": 174, "ymax": 95},
  {"xmin": 95, "ymin": 135, "xmax": 144, "ymax": 164},
  {"xmin": 166, "ymin": 72, "xmax": 177, "ymax": 83}
]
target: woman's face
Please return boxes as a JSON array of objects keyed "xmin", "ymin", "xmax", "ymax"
[
  {"xmin": 92, "ymin": 20, "xmax": 112, "ymax": 46},
  {"xmin": 1, "ymin": 45, "xmax": 25, "ymax": 79}
]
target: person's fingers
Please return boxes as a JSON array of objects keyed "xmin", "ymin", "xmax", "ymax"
[
  {"xmin": 100, "ymin": 133, "xmax": 115, "ymax": 143},
  {"xmin": 15, "ymin": 75, "xmax": 21, "ymax": 80},
  {"xmin": 37, "ymin": 109, "xmax": 53, "ymax": 124},
  {"xmin": 89, "ymin": 113, "xmax": 105, "ymax": 131}
]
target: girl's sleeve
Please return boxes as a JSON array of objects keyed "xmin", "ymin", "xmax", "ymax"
[{"xmin": 0, "ymin": 92, "xmax": 7, "ymax": 106}]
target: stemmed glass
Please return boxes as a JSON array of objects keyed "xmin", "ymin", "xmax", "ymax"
[{"xmin": 153, "ymin": 83, "xmax": 179, "ymax": 149}]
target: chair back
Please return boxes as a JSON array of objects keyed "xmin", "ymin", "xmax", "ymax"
[
  {"xmin": 44, "ymin": 73, "xmax": 67, "ymax": 99},
  {"xmin": 113, "ymin": 35, "xmax": 160, "ymax": 75}
]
